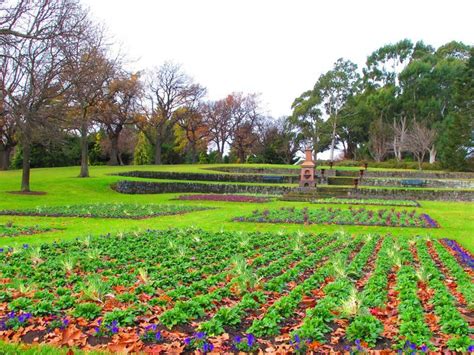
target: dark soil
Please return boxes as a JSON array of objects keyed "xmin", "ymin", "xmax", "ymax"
[
  {"xmin": 87, "ymin": 335, "xmax": 111, "ymax": 346},
  {"xmin": 21, "ymin": 329, "xmax": 48, "ymax": 343}
]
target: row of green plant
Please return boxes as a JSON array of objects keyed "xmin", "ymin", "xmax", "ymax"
[
  {"xmin": 416, "ymin": 240, "xmax": 471, "ymax": 351},
  {"xmin": 159, "ymin": 234, "xmax": 332, "ymax": 329},
  {"xmin": 0, "ymin": 230, "xmax": 472, "ymax": 352},
  {"xmin": 235, "ymin": 207, "xmax": 439, "ymax": 228},
  {"xmin": 0, "ymin": 203, "xmax": 211, "ymax": 219},
  {"xmin": 311, "ymin": 198, "xmax": 420, "ymax": 207},
  {"xmin": 0, "ymin": 222, "xmax": 51, "ymax": 237},
  {"xmin": 394, "ymin": 238, "xmax": 432, "ymax": 349},
  {"xmin": 249, "ymin": 236, "xmax": 365, "ymax": 339},
  {"xmin": 432, "ymin": 241, "xmax": 474, "ymax": 309},
  {"xmin": 291, "ymin": 235, "xmax": 380, "ymax": 346}
]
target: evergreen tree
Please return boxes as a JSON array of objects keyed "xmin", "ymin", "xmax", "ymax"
[{"xmin": 133, "ymin": 132, "xmax": 153, "ymax": 165}]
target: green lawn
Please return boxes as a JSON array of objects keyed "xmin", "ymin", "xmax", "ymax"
[{"xmin": 0, "ymin": 164, "xmax": 473, "ymax": 252}]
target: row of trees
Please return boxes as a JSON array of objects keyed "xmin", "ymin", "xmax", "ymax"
[
  {"xmin": 291, "ymin": 39, "xmax": 473, "ymax": 170},
  {"xmin": 0, "ymin": 0, "xmax": 300, "ymax": 192}
]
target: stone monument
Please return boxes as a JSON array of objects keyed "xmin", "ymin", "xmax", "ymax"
[{"xmin": 299, "ymin": 147, "xmax": 316, "ymax": 188}]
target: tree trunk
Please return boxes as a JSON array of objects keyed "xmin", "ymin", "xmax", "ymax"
[
  {"xmin": 21, "ymin": 142, "xmax": 31, "ymax": 192},
  {"xmin": 79, "ymin": 120, "xmax": 89, "ymax": 177},
  {"xmin": 190, "ymin": 143, "xmax": 197, "ymax": 163},
  {"xmin": 108, "ymin": 135, "xmax": 119, "ymax": 165},
  {"xmin": 329, "ymin": 114, "xmax": 337, "ymax": 162},
  {"xmin": 154, "ymin": 134, "xmax": 162, "ymax": 165},
  {"xmin": 239, "ymin": 150, "xmax": 245, "ymax": 163},
  {"xmin": 416, "ymin": 152, "xmax": 425, "ymax": 170},
  {"xmin": 0, "ymin": 146, "xmax": 12, "ymax": 170},
  {"xmin": 429, "ymin": 146, "xmax": 437, "ymax": 164}
]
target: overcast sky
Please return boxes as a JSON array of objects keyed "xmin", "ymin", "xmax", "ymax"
[{"xmin": 81, "ymin": 0, "xmax": 473, "ymax": 118}]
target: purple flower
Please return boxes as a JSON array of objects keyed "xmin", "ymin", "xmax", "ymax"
[
  {"xmin": 234, "ymin": 335, "xmax": 241, "ymax": 343},
  {"xmin": 420, "ymin": 344, "xmax": 428, "ymax": 352},
  {"xmin": 184, "ymin": 337, "xmax": 191, "ymax": 346},
  {"xmin": 61, "ymin": 319, "xmax": 69, "ymax": 329},
  {"xmin": 409, "ymin": 343, "xmax": 417, "ymax": 350},
  {"xmin": 468, "ymin": 345, "xmax": 474, "ymax": 352},
  {"xmin": 107, "ymin": 320, "xmax": 119, "ymax": 334},
  {"xmin": 94, "ymin": 327, "xmax": 100, "ymax": 333},
  {"xmin": 195, "ymin": 331, "xmax": 206, "ymax": 340},
  {"xmin": 145, "ymin": 324, "xmax": 157, "ymax": 332},
  {"xmin": 18, "ymin": 313, "xmax": 31, "ymax": 323},
  {"xmin": 202, "ymin": 342, "xmax": 214, "ymax": 352},
  {"xmin": 155, "ymin": 331, "xmax": 161, "ymax": 341},
  {"xmin": 246, "ymin": 333, "xmax": 256, "ymax": 347},
  {"xmin": 0, "ymin": 248, "xmax": 4, "ymax": 253},
  {"xmin": 23, "ymin": 244, "xmax": 29, "ymax": 249}
]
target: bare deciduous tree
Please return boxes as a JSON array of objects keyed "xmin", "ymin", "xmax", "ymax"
[
  {"xmin": 229, "ymin": 93, "xmax": 262, "ymax": 163},
  {"xmin": 392, "ymin": 115, "xmax": 408, "ymax": 161},
  {"xmin": 140, "ymin": 62, "xmax": 205, "ymax": 164},
  {"xmin": 368, "ymin": 118, "xmax": 391, "ymax": 162},
  {"xmin": 204, "ymin": 98, "xmax": 232, "ymax": 160},
  {"xmin": 205, "ymin": 93, "xmax": 262, "ymax": 161},
  {"xmin": 95, "ymin": 73, "xmax": 141, "ymax": 165},
  {"xmin": 174, "ymin": 105, "xmax": 208, "ymax": 163},
  {"xmin": 405, "ymin": 120, "xmax": 437, "ymax": 170},
  {"xmin": 0, "ymin": 0, "xmax": 85, "ymax": 47},
  {"xmin": 63, "ymin": 27, "xmax": 117, "ymax": 177},
  {"xmin": 1, "ymin": 0, "xmax": 89, "ymax": 191}
]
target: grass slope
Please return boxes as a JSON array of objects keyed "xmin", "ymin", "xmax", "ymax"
[{"xmin": 0, "ymin": 164, "xmax": 473, "ymax": 252}]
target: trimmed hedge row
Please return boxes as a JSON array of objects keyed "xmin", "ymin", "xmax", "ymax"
[
  {"xmin": 361, "ymin": 178, "xmax": 474, "ymax": 189},
  {"xmin": 115, "ymin": 170, "xmax": 299, "ymax": 184},
  {"xmin": 113, "ymin": 180, "xmax": 474, "ymax": 201},
  {"xmin": 113, "ymin": 180, "xmax": 292, "ymax": 195},
  {"xmin": 209, "ymin": 166, "xmax": 474, "ymax": 180}
]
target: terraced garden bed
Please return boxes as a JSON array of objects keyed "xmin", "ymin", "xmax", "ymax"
[
  {"xmin": 176, "ymin": 194, "xmax": 271, "ymax": 203},
  {"xmin": 311, "ymin": 198, "xmax": 420, "ymax": 207},
  {"xmin": 0, "ymin": 229, "xmax": 471, "ymax": 353},
  {"xmin": 234, "ymin": 207, "xmax": 439, "ymax": 228},
  {"xmin": 0, "ymin": 223, "xmax": 52, "ymax": 237},
  {"xmin": 0, "ymin": 203, "xmax": 211, "ymax": 219}
]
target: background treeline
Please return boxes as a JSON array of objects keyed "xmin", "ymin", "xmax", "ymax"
[
  {"xmin": 291, "ymin": 39, "xmax": 473, "ymax": 172},
  {"xmin": 1, "ymin": 1, "xmax": 473, "ymax": 192}
]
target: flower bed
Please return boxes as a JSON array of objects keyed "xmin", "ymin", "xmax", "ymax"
[
  {"xmin": 0, "ymin": 203, "xmax": 211, "ymax": 219},
  {"xmin": 441, "ymin": 239, "xmax": 474, "ymax": 269},
  {"xmin": 177, "ymin": 194, "xmax": 270, "ymax": 203},
  {"xmin": 0, "ymin": 223, "xmax": 51, "ymax": 237},
  {"xmin": 311, "ymin": 197, "xmax": 420, "ymax": 207},
  {"xmin": 234, "ymin": 206, "xmax": 440, "ymax": 228},
  {"xmin": 0, "ymin": 230, "xmax": 470, "ymax": 352}
]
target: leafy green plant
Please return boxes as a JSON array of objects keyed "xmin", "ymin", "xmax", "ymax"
[
  {"xmin": 345, "ymin": 314, "xmax": 383, "ymax": 347},
  {"xmin": 72, "ymin": 303, "xmax": 102, "ymax": 320}
]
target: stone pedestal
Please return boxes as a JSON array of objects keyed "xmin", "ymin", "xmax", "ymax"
[{"xmin": 299, "ymin": 148, "xmax": 316, "ymax": 188}]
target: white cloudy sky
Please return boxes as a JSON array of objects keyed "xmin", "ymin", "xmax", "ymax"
[{"xmin": 81, "ymin": 0, "xmax": 473, "ymax": 118}]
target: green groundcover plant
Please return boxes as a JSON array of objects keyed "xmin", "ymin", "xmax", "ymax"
[
  {"xmin": 0, "ymin": 203, "xmax": 211, "ymax": 219},
  {"xmin": 0, "ymin": 223, "xmax": 51, "ymax": 237},
  {"xmin": 0, "ymin": 229, "xmax": 472, "ymax": 353},
  {"xmin": 234, "ymin": 206, "xmax": 439, "ymax": 228},
  {"xmin": 311, "ymin": 198, "xmax": 420, "ymax": 207}
]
